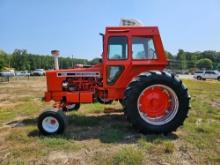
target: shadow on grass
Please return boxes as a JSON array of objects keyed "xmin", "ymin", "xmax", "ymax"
[{"xmin": 22, "ymin": 112, "xmax": 178, "ymax": 144}]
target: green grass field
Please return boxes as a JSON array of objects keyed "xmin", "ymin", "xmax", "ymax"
[{"xmin": 0, "ymin": 77, "xmax": 219, "ymax": 164}]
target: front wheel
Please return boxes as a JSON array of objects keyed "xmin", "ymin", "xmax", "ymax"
[
  {"xmin": 38, "ymin": 110, "xmax": 67, "ymax": 135},
  {"xmin": 123, "ymin": 71, "xmax": 190, "ymax": 134},
  {"xmin": 197, "ymin": 76, "xmax": 202, "ymax": 80}
]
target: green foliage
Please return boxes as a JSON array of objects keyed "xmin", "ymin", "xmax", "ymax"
[
  {"xmin": 177, "ymin": 49, "xmax": 187, "ymax": 70},
  {"xmin": 165, "ymin": 51, "xmax": 174, "ymax": 59},
  {"xmin": 217, "ymin": 63, "xmax": 220, "ymax": 71},
  {"xmin": 89, "ymin": 57, "xmax": 102, "ymax": 65},
  {"xmin": 1, "ymin": 49, "xmax": 89, "ymax": 71},
  {"xmin": 196, "ymin": 58, "xmax": 213, "ymax": 69},
  {"xmin": 11, "ymin": 49, "xmax": 30, "ymax": 70},
  {"xmin": 0, "ymin": 58, "xmax": 4, "ymax": 71},
  {"xmin": 168, "ymin": 50, "xmax": 220, "ymax": 71},
  {"xmin": 0, "ymin": 49, "xmax": 8, "ymax": 70}
]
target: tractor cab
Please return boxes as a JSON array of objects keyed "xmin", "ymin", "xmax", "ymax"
[{"xmin": 101, "ymin": 26, "xmax": 168, "ymax": 99}]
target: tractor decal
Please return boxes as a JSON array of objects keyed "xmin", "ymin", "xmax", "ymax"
[{"xmin": 57, "ymin": 72, "xmax": 101, "ymax": 77}]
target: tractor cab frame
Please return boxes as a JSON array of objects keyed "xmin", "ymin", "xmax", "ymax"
[{"xmin": 102, "ymin": 26, "xmax": 168, "ymax": 99}]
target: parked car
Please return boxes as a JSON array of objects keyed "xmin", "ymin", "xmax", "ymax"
[
  {"xmin": 15, "ymin": 71, "xmax": 30, "ymax": 76},
  {"xmin": 193, "ymin": 70, "xmax": 220, "ymax": 80},
  {"xmin": 0, "ymin": 71, "xmax": 15, "ymax": 77},
  {"xmin": 31, "ymin": 69, "xmax": 45, "ymax": 76},
  {"xmin": 163, "ymin": 69, "xmax": 178, "ymax": 77}
]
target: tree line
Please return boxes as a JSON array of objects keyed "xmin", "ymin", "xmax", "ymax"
[
  {"xmin": 166, "ymin": 49, "xmax": 220, "ymax": 71},
  {"xmin": 0, "ymin": 49, "xmax": 89, "ymax": 71},
  {"xmin": 1, "ymin": 49, "xmax": 220, "ymax": 71}
]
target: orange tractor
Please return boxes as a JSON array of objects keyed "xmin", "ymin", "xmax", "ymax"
[{"xmin": 38, "ymin": 20, "xmax": 190, "ymax": 135}]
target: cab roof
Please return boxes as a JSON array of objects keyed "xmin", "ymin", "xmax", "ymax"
[{"xmin": 105, "ymin": 26, "xmax": 160, "ymax": 35}]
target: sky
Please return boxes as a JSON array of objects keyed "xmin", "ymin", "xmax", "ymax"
[{"xmin": 0, "ymin": 0, "xmax": 220, "ymax": 59}]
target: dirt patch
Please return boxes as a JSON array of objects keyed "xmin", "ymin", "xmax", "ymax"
[
  {"xmin": 31, "ymin": 150, "xmax": 88, "ymax": 165},
  {"xmin": 211, "ymin": 102, "xmax": 220, "ymax": 108}
]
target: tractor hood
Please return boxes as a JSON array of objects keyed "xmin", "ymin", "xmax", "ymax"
[{"xmin": 45, "ymin": 63, "xmax": 102, "ymax": 92}]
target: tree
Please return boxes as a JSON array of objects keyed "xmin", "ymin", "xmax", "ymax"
[
  {"xmin": 0, "ymin": 50, "xmax": 8, "ymax": 70},
  {"xmin": 89, "ymin": 58, "xmax": 102, "ymax": 65},
  {"xmin": 196, "ymin": 58, "xmax": 213, "ymax": 69},
  {"xmin": 0, "ymin": 58, "xmax": 4, "ymax": 71},
  {"xmin": 177, "ymin": 49, "xmax": 187, "ymax": 70},
  {"xmin": 165, "ymin": 51, "xmax": 174, "ymax": 59},
  {"xmin": 11, "ymin": 49, "xmax": 30, "ymax": 70},
  {"xmin": 217, "ymin": 63, "xmax": 220, "ymax": 71}
]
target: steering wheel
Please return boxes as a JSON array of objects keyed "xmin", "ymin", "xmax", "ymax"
[{"xmin": 148, "ymin": 48, "xmax": 156, "ymax": 59}]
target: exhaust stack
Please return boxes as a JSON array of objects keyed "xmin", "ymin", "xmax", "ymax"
[{"xmin": 51, "ymin": 50, "xmax": 60, "ymax": 70}]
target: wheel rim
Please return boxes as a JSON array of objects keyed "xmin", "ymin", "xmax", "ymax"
[
  {"xmin": 42, "ymin": 116, "xmax": 59, "ymax": 133},
  {"xmin": 66, "ymin": 104, "xmax": 76, "ymax": 110},
  {"xmin": 99, "ymin": 97, "xmax": 111, "ymax": 103},
  {"xmin": 137, "ymin": 84, "xmax": 179, "ymax": 126}
]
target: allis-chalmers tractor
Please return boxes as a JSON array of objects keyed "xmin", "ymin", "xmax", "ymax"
[{"xmin": 38, "ymin": 21, "xmax": 190, "ymax": 135}]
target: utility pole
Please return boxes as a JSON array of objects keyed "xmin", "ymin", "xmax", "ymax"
[{"xmin": 72, "ymin": 55, "xmax": 74, "ymax": 68}]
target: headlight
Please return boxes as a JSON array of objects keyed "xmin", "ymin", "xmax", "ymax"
[{"xmin": 62, "ymin": 81, "xmax": 68, "ymax": 89}]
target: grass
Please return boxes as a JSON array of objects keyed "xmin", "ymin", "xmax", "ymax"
[
  {"xmin": 112, "ymin": 146, "xmax": 144, "ymax": 165},
  {"xmin": 0, "ymin": 77, "xmax": 220, "ymax": 164},
  {"xmin": 100, "ymin": 128, "xmax": 126, "ymax": 143}
]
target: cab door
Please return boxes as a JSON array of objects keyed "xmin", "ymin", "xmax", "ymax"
[{"xmin": 102, "ymin": 32, "xmax": 131, "ymax": 90}]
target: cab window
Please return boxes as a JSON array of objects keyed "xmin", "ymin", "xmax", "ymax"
[
  {"xmin": 132, "ymin": 37, "xmax": 157, "ymax": 59},
  {"xmin": 107, "ymin": 66, "xmax": 124, "ymax": 85},
  {"xmin": 108, "ymin": 36, "xmax": 128, "ymax": 60}
]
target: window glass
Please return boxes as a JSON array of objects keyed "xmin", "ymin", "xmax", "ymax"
[
  {"xmin": 132, "ymin": 37, "xmax": 157, "ymax": 59},
  {"xmin": 108, "ymin": 36, "xmax": 128, "ymax": 60},
  {"xmin": 107, "ymin": 66, "xmax": 124, "ymax": 85},
  {"xmin": 205, "ymin": 71, "xmax": 212, "ymax": 74}
]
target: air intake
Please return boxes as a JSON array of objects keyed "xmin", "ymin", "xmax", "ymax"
[{"xmin": 120, "ymin": 18, "xmax": 144, "ymax": 26}]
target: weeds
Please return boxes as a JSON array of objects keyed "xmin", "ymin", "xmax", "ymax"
[{"xmin": 112, "ymin": 146, "xmax": 144, "ymax": 165}]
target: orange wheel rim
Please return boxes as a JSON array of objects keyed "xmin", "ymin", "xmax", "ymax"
[{"xmin": 137, "ymin": 84, "xmax": 179, "ymax": 125}]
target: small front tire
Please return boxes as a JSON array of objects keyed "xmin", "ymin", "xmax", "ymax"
[{"xmin": 38, "ymin": 110, "xmax": 67, "ymax": 135}]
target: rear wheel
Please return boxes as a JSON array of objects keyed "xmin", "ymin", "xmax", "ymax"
[
  {"xmin": 97, "ymin": 97, "xmax": 113, "ymax": 104},
  {"xmin": 124, "ymin": 71, "xmax": 190, "ymax": 134},
  {"xmin": 63, "ymin": 103, "xmax": 80, "ymax": 112},
  {"xmin": 38, "ymin": 110, "xmax": 67, "ymax": 135},
  {"xmin": 217, "ymin": 77, "xmax": 220, "ymax": 81}
]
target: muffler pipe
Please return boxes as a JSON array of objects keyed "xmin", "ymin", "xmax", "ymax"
[{"xmin": 51, "ymin": 50, "xmax": 60, "ymax": 70}]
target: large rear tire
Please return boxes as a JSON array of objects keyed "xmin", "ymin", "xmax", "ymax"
[{"xmin": 123, "ymin": 71, "xmax": 190, "ymax": 134}]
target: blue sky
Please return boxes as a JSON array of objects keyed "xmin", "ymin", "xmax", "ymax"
[{"xmin": 0, "ymin": 0, "xmax": 220, "ymax": 59}]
